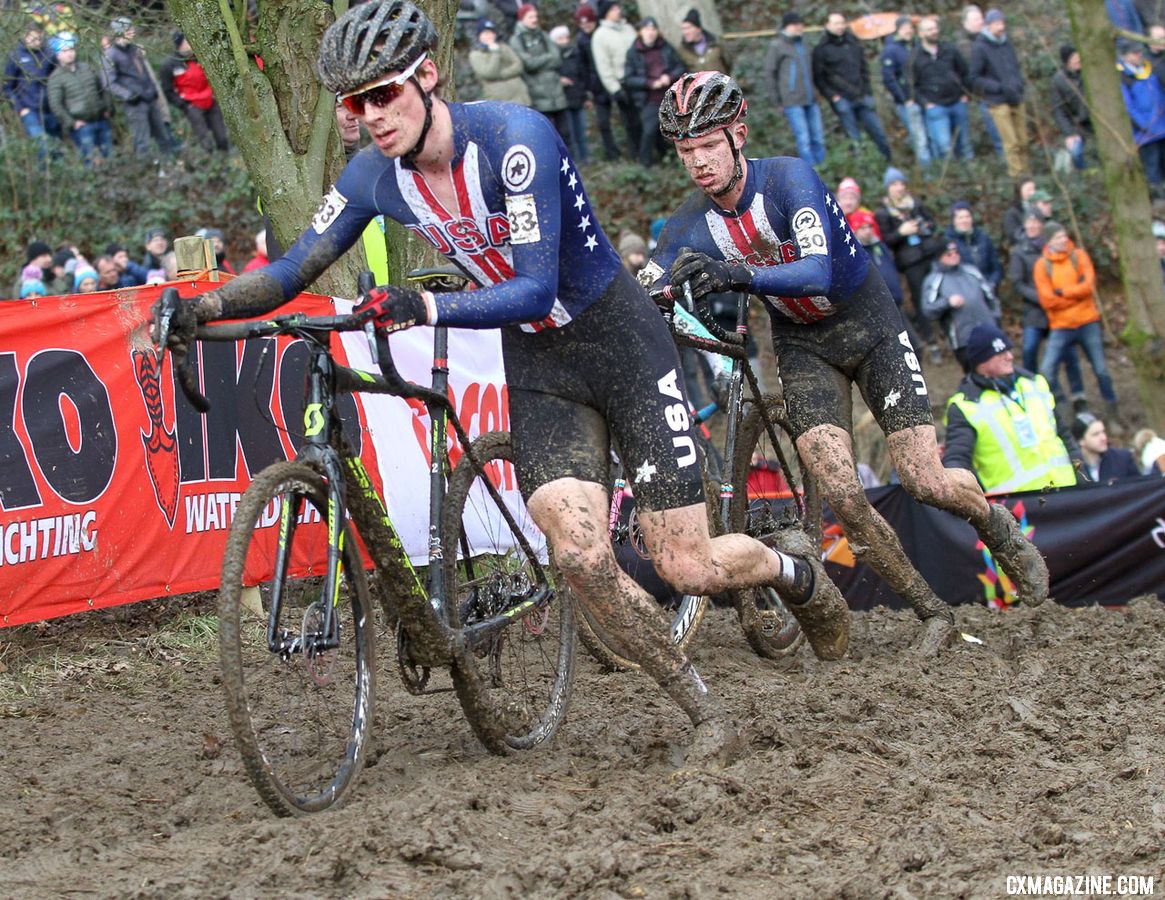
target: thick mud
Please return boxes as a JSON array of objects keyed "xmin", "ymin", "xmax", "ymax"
[{"xmin": 1, "ymin": 596, "xmax": 1162, "ymax": 898}]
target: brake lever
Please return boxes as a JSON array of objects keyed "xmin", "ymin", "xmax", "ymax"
[{"xmin": 153, "ymin": 287, "xmax": 210, "ymax": 413}]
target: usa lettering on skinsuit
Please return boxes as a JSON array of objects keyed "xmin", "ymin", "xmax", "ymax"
[{"xmin": 657, "ymin": 368, "xmax": 696, "ymax": 468}]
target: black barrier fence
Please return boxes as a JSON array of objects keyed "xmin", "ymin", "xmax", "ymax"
[{"xmin": 616, "ymin": 477, "xmax": 1165, "ymax": 610}]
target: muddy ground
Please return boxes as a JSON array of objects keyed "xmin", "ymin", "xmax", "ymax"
[{"xmin": 1, "ymin": 593, "xmax": 1162, "ymax": 899}]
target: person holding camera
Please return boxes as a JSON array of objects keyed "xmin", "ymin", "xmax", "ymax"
[{"xmin": 875, "ymin": 166, "xmax": 945, "ymax": 362}]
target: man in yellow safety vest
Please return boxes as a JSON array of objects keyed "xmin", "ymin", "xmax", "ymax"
[{"xmin": 944, "ymin": 323, "xmax": 1080, "ymax": 494}]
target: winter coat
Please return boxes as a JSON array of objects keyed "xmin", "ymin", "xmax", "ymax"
[
  {"xmin": 590, "ymin": 19, "xmax": 637, "ymax": 97},
  {"xmin": 1008, "ymin": 232, "xmax": 1049, "ymax": 329},
  {"xmin": 946, "ymin": 226, "xmax": 1003, "ymax": 292},
  {"xmin": 812, "ymin": 30, "xmax": 871, "ymax": 102},
  {"xmin": 876, "ymin": 198, "xmax": 944, "ymax": 271},
  {"xmin": 623, "ymin": 37, "xmax": 683, "ymax": 107},
  {"xmin": 3, "ymin": 40, "xmax": 54, "ymax": 114},
  {"xmin": 764, "ymin": 31, "xmax": 816, "ymax": 108},
  {"xmin": 509, "ymin": 24, "xmax": 566, "ymax": 112},
  {"xmin": 558, "ymin": 41, "xmax": 590, "ymax": 109},
  {"xmin": 47, "ymin": 61, "xmax": 110, "ymax": 129},
  {"xmin": 576, "ymin": 30, "xmax": 605, "ymax": 99},
  {"xmin": 469, "ymin": 43, "xmax": 532, "ymax": 105},
  {"xmin": 1080, "ymin": 447, "xmax": 1142, "ymax": 482},
  {"xmin": 943, "ymin": 370, "xmax": 1080, "ymax": 479},
  {"xmin": 1051, "ymin": 67, "xmax": 1091, "ymax": 137},
  {"xmin": 1034, "ymin": 240, "xmax": 1099, "ymax": 330},
  {"xmin": 881, "ymin": 35, "xmax": 914, "ymax": 105},
  {"xmin": 910, "ymin": 41, "xmax": 970, "ymax": 107},
  {"xmin": 104, "ymin": 41, "xmax": 159, "ymax": 105},
  {"xmin": 921, "ymin": 262, "xmax": 1000, "ymax": 349},
  {"xmin": 1118, "ymin": 58, "xmax": 1165, "ymax": 146},
  {"xmin": 159, "ymin": 54, "xmax": 216, "ymax": 111},
  {"xmin": 865, "ymin": 240, "xmax": 904, "ymax": 304},
  {"xmin": 677, "ymin": 30, "xmax": 731, "ymax": 75},
  {"xmin": 969, "ymin": 32, "xmax": 1024, "ymax": 106}
]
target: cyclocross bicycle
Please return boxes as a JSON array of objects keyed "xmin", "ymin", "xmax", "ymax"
[
  {"xmin": 152, "ymin": 270, "xmax": 575, "ymax": 817},
  {"xmin": 575, "ymin": 283, "xmax": 820, "ymax": 668}
]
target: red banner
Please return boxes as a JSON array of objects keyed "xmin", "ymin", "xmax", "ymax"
[{"xmin": 0, "ymin": 283, "xmax": 385, "ymax": 627}]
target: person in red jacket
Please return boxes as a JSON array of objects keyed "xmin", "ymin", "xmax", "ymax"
[
  {"xmin": 159, "ymin": 32, "xmax": 229, "ymax": 153},
  {"xmin": 1032, "ymin": 220, "xmax": 1119, "ymax": 419}
]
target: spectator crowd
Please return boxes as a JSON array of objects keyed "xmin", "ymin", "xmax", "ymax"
[
  {"xmin": 5, "ymin": 8, "xmax": 229, "ymax": 166},
  {"xmin": 6, "ymin": 1, "xmax": 1165, "ymax": 481}
]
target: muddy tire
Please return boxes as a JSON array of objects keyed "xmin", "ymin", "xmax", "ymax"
[
  {"xmin": 219, "ymin": 462, "xmax": 375, "ymax": 816},
  {"xmin": 728, "ymin": 396, "xmax": 807, "ymax": 658},
  {"xmin": 442, "ymin": 432, "xmax": 576, "ymax": 753}
]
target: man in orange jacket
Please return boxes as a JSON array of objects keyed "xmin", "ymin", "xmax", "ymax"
[{"xmin": 1033, "ymin": 220, "xmax": 1119, "ymax": 419}]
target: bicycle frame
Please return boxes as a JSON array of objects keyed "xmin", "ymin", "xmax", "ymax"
[
  {"xmin": 669, "ymin": 290, "xmax": 806, "ymax": 526},
  {"xmin": 183, "ymin": 311, "xmax": 552, "ymax": 671}
]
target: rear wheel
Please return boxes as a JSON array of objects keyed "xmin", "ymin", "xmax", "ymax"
[
  {"xmin": 728, "ymin": 396, "xmax": 807, "ymax": 658},
  {"xmin": 442, "ymin": 431, "xmax": 576, "ymax": 753},
  {"xmin": 219, "ymin": 461, "xmax": 375, "ymax": 816}
]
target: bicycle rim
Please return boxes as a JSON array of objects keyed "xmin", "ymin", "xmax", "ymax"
[
  {"xmin": 219, "ymin": 462, "xmax": 375, "ymax": 815},
  {"xmin": 442, "ymin": 432, "xmax": 576, "ymax": 753},
  {"xmin": 729, "ymin": 396, "xmax": 806, "ymax": 658}
]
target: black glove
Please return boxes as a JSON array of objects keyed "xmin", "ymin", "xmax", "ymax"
[
  {"xmin": 354, "ymin": 285, "xmax": 428, "ymax": 333},
  {"xmin": 150, "ymin": 291, "xmax": 206, "ymax": 349},
  {"xmin": 669, "ymin": 249, "xmax": 752, "ymax": 301}
]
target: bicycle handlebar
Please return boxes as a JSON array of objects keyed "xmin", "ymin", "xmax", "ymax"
[
  {"xmin": 648, "ymin": 281, "xmax": 745, "ymax": 347},
  {"xmin": 151, "ymin": 283, "xmax": 454, "ymax": 415}
]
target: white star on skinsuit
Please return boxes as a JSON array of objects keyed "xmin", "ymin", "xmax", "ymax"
[
  {"xmin": 574, "ymin": 192, "xmax": 585, "ymax": 211},
  {"xmin": 577, "ymin": 215, "xmax": 591, "ymax": 231},
  {"xmin": 585, "ymin": 234, "xmax": 598, "ymax": 251},
  {"xmin": 884, "ymin": 388, "xmax": 902, "ymax": 409},
  {"xmin": 561, "ymin": 157, "xmax": 570, "ymax": 175},
  {"xmin": 568, "ymin": 171, "xmax": 578, "ymax": 190},
  {"xmin": 635, "ymin": 460, "xmax": 657, "ymax": 483}
]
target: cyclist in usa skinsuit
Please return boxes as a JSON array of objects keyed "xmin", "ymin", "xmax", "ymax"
[
  {"xmin": 648, "ymin": 72, "xmax": 1050, "ymax": 653},
  {"xmin": 157, "ymin": 1, "xmax": 851, "ymax": 767}
]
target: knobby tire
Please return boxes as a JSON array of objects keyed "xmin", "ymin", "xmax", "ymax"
[
  {"xmin": 219, "ymin": 461, "xmax": 375, "ymax": 816},
  {"xmin": 441, "ymin": 431, "xmax": 576, "ymax": 754}
]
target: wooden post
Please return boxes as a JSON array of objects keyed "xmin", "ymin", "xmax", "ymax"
[{"xmin": 173, "ymin": 235, "xmax": 219, "ymax": 281}]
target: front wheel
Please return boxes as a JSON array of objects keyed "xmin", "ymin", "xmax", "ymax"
[
  {"xmin": 442, "ymin": 431, "xmax": 576, "ymax": 753},
  {"xmin": 219, "ymin": 461, "xmax": 375, "ymax": 816}
]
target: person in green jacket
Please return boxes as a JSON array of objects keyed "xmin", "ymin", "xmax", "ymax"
[
  {"xmin": 509, "ymin": 4, "xmax": 569, "ymax": 139},
  {"xmin": 45, "ymin": 33, "xmax": 111, "ymax": 165},
  {"xmin": 469, "ymin": 19, "xmax": 530, "ymax": 105}
]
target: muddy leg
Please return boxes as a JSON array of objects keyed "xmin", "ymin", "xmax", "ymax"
[
  {"xmin": 527, "ymin": 479, "xmax": 730, "ymax": 745},
  {"xmin": 889, "ymin": 425, "xmax": 1049, "ymax": 606},
  {"xmin": 638, "ymin": 499, "xmax": 850, "ymax": 661},
  {"xmin": 798, "ymin": 425, "xmax": 954, "ymax": 630}
]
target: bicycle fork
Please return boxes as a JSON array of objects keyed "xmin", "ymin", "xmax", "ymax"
[{"xmin": 268, "ymin": 345, "xmax": 349, "ymax": 657}]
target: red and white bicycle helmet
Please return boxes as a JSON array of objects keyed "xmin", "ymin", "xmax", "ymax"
[{"xmin": 659, "ymin": 71, "xmax": 747, "ymax": 142}]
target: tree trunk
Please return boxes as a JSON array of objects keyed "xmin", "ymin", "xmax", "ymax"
[
  {"xmin": 1066, "ymin": 0, "xmax": 1165, "ymax": 427},
  {"xmin": 166, "ymin": 0, "xmax": 458, "ymax": 294}
]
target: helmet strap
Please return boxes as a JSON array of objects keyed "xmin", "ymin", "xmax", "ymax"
[
  {"xmin": 402, "ymin": 75, "xmax": 433, "ymax": 167},
  {"xmin": 711, "ymin": 128, "xmax": 743, "ymax": 199}
]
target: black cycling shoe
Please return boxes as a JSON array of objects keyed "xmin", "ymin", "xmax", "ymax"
[
  {"xmin": 759, "ymin": 525, "xmax": 850, "ymax": 660},
  {"xmin": 982, "ymin": 504, "xmax": 1049, "ymax": 607}
]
